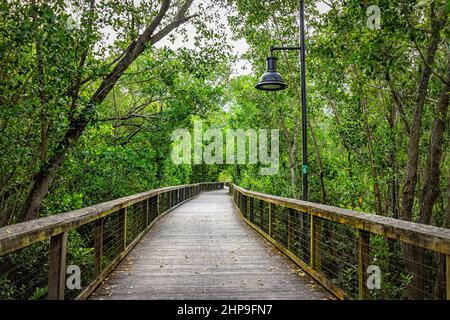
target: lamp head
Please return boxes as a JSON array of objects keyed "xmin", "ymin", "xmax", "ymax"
[{"xmin": 255, "ymin": 56, "xmax": 288, "ymax": 91}]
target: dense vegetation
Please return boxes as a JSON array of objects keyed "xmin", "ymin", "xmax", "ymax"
[{"xmin": 0, "ymin": 0, "xmax": 448, "ymax": 299}]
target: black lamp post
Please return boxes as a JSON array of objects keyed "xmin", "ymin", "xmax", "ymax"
[{"xmin": 255, "ymin": 0, "xmax": 308, "ymax": 201}]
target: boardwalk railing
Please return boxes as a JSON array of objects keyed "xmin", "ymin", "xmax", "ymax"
[
  {"xmin": 229, "ymin": 184, "xmax": 450, "ymax": 300},
  {"xmin": 0, "ymin": 182, "xmax": 223, "ymax": 300}
]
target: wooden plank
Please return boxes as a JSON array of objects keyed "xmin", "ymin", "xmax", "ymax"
[
  {"xmin": 90, "ymin": 190, "xmax": 331, "ymax": 300},
  {"xmin": 48, "ymin": 232, "xmax": 68, "ymax": 300},
  {"xmin": 233, "ymin": 201, "xmax": 346, "ymax": 300},
  {"xmin": 76, "ymin": 193, "xmax": 200, "ymax": 300}
]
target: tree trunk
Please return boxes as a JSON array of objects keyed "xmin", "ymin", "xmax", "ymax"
[
  {"xmin": 281, "ymin": 117, "xmax": 299, "ymax": 198},
  {"xmin": 308, "ymin": 120, "xmax": 326, "ymax": 203},
  {"xmin": 433, "ymin": 172, "xmax": 450, "ymax": 298},
  {"xmin": 399, "ymin": 3, "xmax": 447, "ymax": 300},
  {"xmin": 418, "ymin": 54, "xmax": 450, "ymax": 299},
  {"xmin": 418, "ymin": 53, "xmax": 450, "ymax": 225},
  {"xmin": 361, "ymin": 97, "xmax": 384, "ymax": 216},
  {"xmin": 399, "ymin": 3, "xmax": 447, "ymax": 222},
  {"xmin": 18, "ymin": 0, "xmax": 196, "ymax": 222}
]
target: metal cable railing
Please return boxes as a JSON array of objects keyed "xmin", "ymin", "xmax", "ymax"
[
  {"xmin": 0, "ymin": 182, "xmax": 224, "ymax": 300},
  {"xmin": 229, "ymin": 183, "xmax": 450, "ymax": 300}
]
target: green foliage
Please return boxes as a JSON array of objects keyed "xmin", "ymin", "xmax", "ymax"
[{"xmin": 0, "ymin": 0, "xmax": 448, "ymax": 300}]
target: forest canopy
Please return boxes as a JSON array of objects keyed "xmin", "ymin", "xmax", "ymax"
[{"xmin": 0, "ymin": 0, "xmax": 449, "ymax": 300}]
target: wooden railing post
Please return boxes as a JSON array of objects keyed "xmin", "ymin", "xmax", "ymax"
[
  {"xmin": 259, "ymin": 199, "xmax": 264, "ymax": 229},
  {"xmin": 246, "ymin": 195, "xmax": 250, "ymax": 220},
  {"xmin": 146, "ymin": 198, "xmax": 150, "ymax": 226},
  {"xmin": 446, "ymin": 255, "xmax": 450, "ymax": 300},
  {"xmin": 310, "ymin": 215, "xmax": 322, "ymax": 271},
  {"xmin": 117, "ymin": 208, "xmax": 127, "ymax": 252},
  {"xmin": 288, "ymin": 210, "xmax": 292, "ymax": 250},
  {"xmin": 48, "ymin": 231, "xmax": 68, "ymax": 300},
  {"xmin": 269, "ymin": 203, "xmax": 273, "ymax": 238},
  {"xmin": 248, "ymin": 197, "xmax": 253, "ymax": 222},
  {"xmin": 157, "ymin": 193, "xmax": 161, "ymax": 215},
  {"xmin": 94, "ymin": 218, "xmax": 104, "ymax": 274},
  {"xmin": 358, "ymin": 229, "xmax": 371, "ymax": 300}
]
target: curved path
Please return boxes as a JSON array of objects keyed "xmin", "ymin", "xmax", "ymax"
[{"xmin": 90, "ymin": 189, "xmax": 332, "ymax": 300}]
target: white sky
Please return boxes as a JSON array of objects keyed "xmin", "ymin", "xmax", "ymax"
[
  {"xmin": 154, "ymin": 1, "xmax": 331, "ymax": 77},
  {"xmin": 84, "ymin": 1, "xmax": 330, "ymax": 77}
]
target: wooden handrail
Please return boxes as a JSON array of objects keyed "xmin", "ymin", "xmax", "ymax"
[
  {"xmin": 232, "ymin": 184, "xmax": 450, "ymax": 254},
  {"xmin": 0, "ymin": 183, "xmax": 219, "ymax": 256},
  {"xmin": 0, "ymin": 182, "xmax": 224, "ymax": 300},
  {"xmin": 230, "ymin": 183, "xmax": 450, "ymax": 300}
]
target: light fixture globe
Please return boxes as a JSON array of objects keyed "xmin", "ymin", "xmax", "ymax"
[{"xmin": 255, "ymin": 56, "xmax": 288, "ymax": 91}]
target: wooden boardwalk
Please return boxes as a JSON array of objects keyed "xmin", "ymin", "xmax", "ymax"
[{"xmin": 90, "ymin": 189, "xmax": 332, "ymax": 300}]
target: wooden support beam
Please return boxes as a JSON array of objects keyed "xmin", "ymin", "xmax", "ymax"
[
  {"xmin": 358, "ymin": 230, "xmax": 371, "ymax": 300},
  {"xmin": 157, "ymin": 194, "xmax": 160, "ymax": 215},
  {"xmin": 311, "ymin": 216, "xmax": 322, "ymax": 271},
  {"xmin": 269, "ymin": 203, "xmax": 273, "ymax": 238},
  {"xmin": 249, "ymin": 197, "xmax": 253, "ymax": 222},
  {"xmin": 146, "ymin": 199, "xmax": 149, "ymax": 227},
  {"xmin": 446, "ymin": 254, "xmax": 450, "ymax": 300},
  {"xmin": 310, "ymin": 214, "xmax": 314, "ymax": 268},
  {"xmin": 48, "ymin": 232, "xmax": 68, "ymax": 300},
  {"xmin": 288, "ymin": 210, "xmax": 292, "ymax": 250},
  {"xmin": 94, "ymin": 218, "xmax": 104, "ymax": 275},
  {"xmin": 259, "ymin": 199, "xmax": 264, "ymax": 230},
  {"xmin": 246, "ymin": 196, "xmax": 250, "ymax": 220},
  {"xmin": 117, "ymin": 208, "xmax": 127, "ymax": 252}
]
